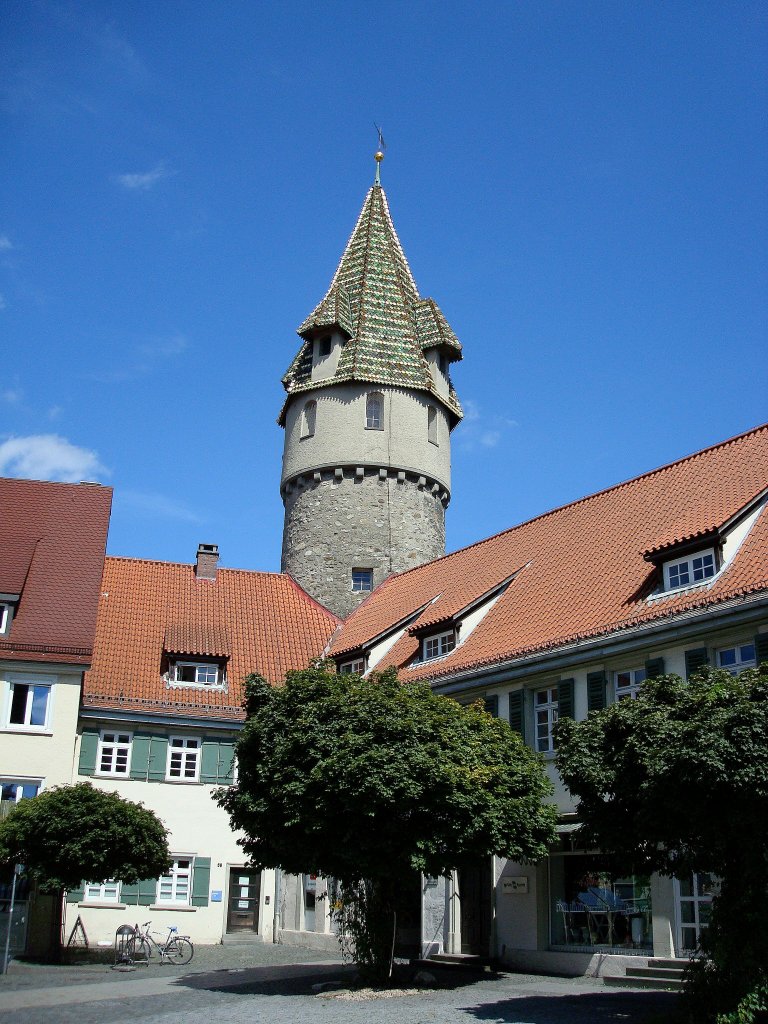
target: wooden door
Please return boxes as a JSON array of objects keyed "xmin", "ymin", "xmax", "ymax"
[
  {"xmin": 227, "ymin": 868, "xmax": 261, "ymax": 932},
  {"xmin": 458, "ymin": 859, "xmax": 493, "ymax": 955}
]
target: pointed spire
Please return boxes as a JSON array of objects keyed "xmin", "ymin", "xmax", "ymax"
[{"xmin": 281, "ymin": 174, "xmax": 463, "ymax": 424}]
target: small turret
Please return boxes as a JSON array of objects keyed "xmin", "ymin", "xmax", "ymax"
[{"xmin": 279, "ymin": 156, "xmax": 463, "ymax": 618}]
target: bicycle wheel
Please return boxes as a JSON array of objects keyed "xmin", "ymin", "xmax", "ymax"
[
  {"xmin": 127, "ymin": 936, "xmax": 151, "ymax": 963},
  {"xmin": 164, "ymin": 937, "xmax": 194, "ymax": 965}
]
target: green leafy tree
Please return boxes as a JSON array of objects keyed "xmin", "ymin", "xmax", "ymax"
[
  {"xmin": 0, "ymin": 783, "xmax": 170, "ymax": 955},
  {"xmin": 217, "ymin": 664, "xmax": 558, "ymax": 982},
  {"xmin": 554, "ymin": 665, "xmax": 768, "ymax": 1023}
]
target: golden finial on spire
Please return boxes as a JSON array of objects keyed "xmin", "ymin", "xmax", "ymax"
[{"xmin": 374, "ymin": 123, "xmax": 386, "ymax": 184}]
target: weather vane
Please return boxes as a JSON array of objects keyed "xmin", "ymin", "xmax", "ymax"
[{"xmin": 374, "ymin": 123, "xmax": 386, "ymax": 184}]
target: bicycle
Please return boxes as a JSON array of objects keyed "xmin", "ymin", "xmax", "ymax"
[{"xmin": 127, "ymin": 921, "xmax": 194, "ymax": 965}]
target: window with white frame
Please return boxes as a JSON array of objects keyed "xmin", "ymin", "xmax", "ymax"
[
  {"xmin": 6, "ymin": 681, "xmax": 51, "ymax": 729},
  {"xmin": 535, "ymin": 687, "xmax": 559, "ymax": 753},
  {"xmin": 300, "ymin": 400, "xmax": 317, "ymax": 439},
  {"xmin": 169, "ymin": 660, "xmax": 225, "ymax": 688},
  {"xmin": 365, "ymin": 392, "xmax": 383, "ymax": 430},
  {"xmin": 423, "ymin": 630, "xmax": 456, "ymax": 661},
  {"xmin": 1, "ymin": 780, "xmax": 41, "ymax": 803},
  {"xmin": 157, "ymin": 857, "xmax": 193, "ymax": 904},
  {"xmin": 664, "ymin": 549, "xmax": 716, "ymax": 591},
  {"xmin": 166, "ymin": 737, "xmax": 201, "ymax": 781},
  {"xmin": 351, "ymin": 568, "xmax": 373, "ymax": 593},
  {"xmin": 717, "ymin": 643, "xmax": 756, "ymax": 674},
  {"xmin": 339, "ymin": 658, "xmax": 366, "ymax": 675},
  {"xmin": 84, "ymin": 879, "xmax": 121, "ymax": 902},
  {"xmin": 97, "ymin": 731, "xmax": 132, "ymax": 776},
  {"xmin": 614, "ymin": 667, "xmax": 647, "ymax": 701},
  {"xmin": 427, "ymin": 405, "xmax": 438, "ymax": 445},
  {"xmin": 0, "ymin": 600, "xmax": 16, "ymax": 635}
]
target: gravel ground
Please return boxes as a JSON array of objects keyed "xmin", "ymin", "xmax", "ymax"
[{"xmin": 0, "ymin": 943, "xmax": 678, "ymax": 1024}]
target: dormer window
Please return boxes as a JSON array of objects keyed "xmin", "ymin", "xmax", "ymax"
[
  {"xmin": 318, "ymin": 336, "xmax": 332, "ymax": 358},
  {"xmin": 664, "ymin": 548, "xmax": 716, "ymax": 591},
  {"xmin": 339, "ymin": 657, "xmax": 366, "ymax": 675},
  {"xmin": 0, "ymin": 595, "xmax": 18, "ymax": 636},
  {"xmin": 423, "ymin": 629, "xmax": 456, "ymax": 661},
  {"xmin": 168, "ymin": 658, "xmax": 226, "ymax": 690}
]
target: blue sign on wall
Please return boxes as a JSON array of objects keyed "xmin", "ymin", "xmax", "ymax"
[{"xmin": 211, "ymin": 890, "xmax": 223, "ymax": 902}]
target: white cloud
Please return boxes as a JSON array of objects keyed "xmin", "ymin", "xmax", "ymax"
[
  {"xmin": 117, "ymin": 490, "xmax": 202, "ymax": 523},
  {"xmin": 89, "ymin": 332, "xmax": 189, "ymax": 383},
  {"xmin": 0, "ymin": 235, "xmax": 12, "ymax": 251},
  {"xmin": 47, "ymin": 405, "xmax": 63, "ymax": 420},
  {"xmin": 458, "ymin": 400, "xmax": 518, "ymax": 454},
  {"xmin": 114, "ymin": 164, "xmax": 171, "ymax": 191},
  {"xmin": 1, "ymin": 387, "xmax": 22, "ymax": 404},
  {"xmin": 0, "ymin": 434, "xmax": 107, "ymax": 483}
]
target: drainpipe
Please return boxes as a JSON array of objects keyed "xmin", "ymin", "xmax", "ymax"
[{"xmin": 272, "ymin": 870, "xmax": 281, "ymax": 944}]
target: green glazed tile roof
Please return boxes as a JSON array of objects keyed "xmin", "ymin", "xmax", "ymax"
[{"xmin": 281, "ymin": 184, "xmax": 462, "ymax": 423}]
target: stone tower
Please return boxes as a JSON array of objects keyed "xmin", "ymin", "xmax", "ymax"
[{"xmin": 279, "ymin": 159, "xmax": 463, "ymax": 618}]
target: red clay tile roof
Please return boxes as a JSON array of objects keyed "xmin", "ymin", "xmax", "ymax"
[
  {"xmin": 0, "ymin": 478, "xmax": 112, "ymax": 665},
  {"xmin": 330, "ymin": 423, "xmax": 768, "ymax": 679},
  {"xmin": 83, "ymin": 558, "xmax": 340, "ymax": 720}
]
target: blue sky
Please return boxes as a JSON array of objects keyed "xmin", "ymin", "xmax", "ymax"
[{"xmin": 2, "ymin": 1, "xmax": 766, "ymax": 573}]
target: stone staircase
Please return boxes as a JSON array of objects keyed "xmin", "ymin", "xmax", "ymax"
[{"xmin": 603, "ymin": 957, "xmax": 688, "ymax": 990}]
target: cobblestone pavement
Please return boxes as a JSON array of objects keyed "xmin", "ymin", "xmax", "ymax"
[{"xmin": 0, "ymin": 944, "xmax": 678, "ymax": 1024}]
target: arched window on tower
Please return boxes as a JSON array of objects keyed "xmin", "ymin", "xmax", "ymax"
[
  {"xmin": 365, "ymin": 392, "xmax": 384, "ymax": 431},
  {"xmin": 428, "ymin": 405, "xmax": 438, "ymax": 446},
  {"xmin": 300, "ymin": 400, "xmax": 317, "ymax": 439}
]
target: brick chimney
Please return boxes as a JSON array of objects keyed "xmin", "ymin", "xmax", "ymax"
[{"xmin": 195, "ymin": 543, "xmax": 219, "ymax": 581}]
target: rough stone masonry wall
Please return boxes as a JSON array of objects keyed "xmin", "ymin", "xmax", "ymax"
[{"xmin": 281, "ymin": 469, "xmax": 446, "ymax": 619}]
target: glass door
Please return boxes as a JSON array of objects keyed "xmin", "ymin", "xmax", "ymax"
[{"xmin": 676, "ymin": 873, "xmax": 718, "ymax": 953}]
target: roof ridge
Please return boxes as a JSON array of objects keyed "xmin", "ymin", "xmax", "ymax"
[
  {"xmin": 384, "ymin": 421, "xmax": 768, "ymax": 580},
  {"xmin": 105, "ymin": 554, "xmax": 292, "ymax": 579}
]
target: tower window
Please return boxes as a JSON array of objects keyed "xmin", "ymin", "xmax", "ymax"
[
  {"xmin": 318, "ymin": 336, "xmax": 332, "ymax": 357},
  {"xmin": 365, "ymin": 392, "xmax": 383, "ymax": 431},
  {"xmin": 428, "ymin": 405, "xmax": 438, "ymax": 445},
  {"xmin": 351, "ymin": 568, "xmax": 373, "ymax": 592},
  {"xmin": 300, "ymin": 400, "xmax": 317, "ymax": 439}
]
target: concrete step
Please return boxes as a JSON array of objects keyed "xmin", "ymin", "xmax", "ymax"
[
  {"xmin": 221, "ymin": 932, "xmax": 265, "ymax": 945},
  {"xmin": 625, "ymin": 966, "xmax": 685, "ymax": 980},
  {"xmin": 604, "ymin": 974, "xmax": 684, "ymax": 991},
  {"xmin": 416, "ymin": 954, "xmax": 494, "ymax": 972},
  {"xmin": 647, "ymin": 957, "xmax": 692, "ymax": 970}
]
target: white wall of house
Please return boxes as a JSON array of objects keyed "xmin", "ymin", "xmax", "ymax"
[
  {"xmin": 0, "ymin": 662, "xmax": 82, "ymax": 793},
  {"xmin": 70, "ymin": 727, "xmax": 274, "ymax": 947}
]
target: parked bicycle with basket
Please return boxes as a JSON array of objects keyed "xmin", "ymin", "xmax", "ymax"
[{"xmin": 124, "ymin": 921, "xmax": 194, "ymax": 965}]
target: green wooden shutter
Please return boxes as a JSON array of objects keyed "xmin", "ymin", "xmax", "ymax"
[
  {"xmin": 587, "ymin": 671, "xmax": 606, "ymax": 712},
  {"xmin": 78, "ymin": 730, "xmax": 99, "ymax": 776},
  {"xmin": 130, "ymin": 734, "xmax": 152, "ymax": 780},
  {"xmin": 200, "ymin": 741, "xmax": 220, "ymax": 784},
  {"xmin": 66, "ymin": 883, "xmax": 84, "ymax": 903},
  {"xmin": 147, "ymin": 736, "xmax": 168, "ymax": 782},
  {"xmin": 645, "ymin": 657, "xmax": 665, "ymax": 679},
  {"xmin": 218, "ymin": 742, "xmax": 236, "ymax": 784},
  {"xmin": 557, "ymin": 678, "xmax": 575, "ymax": 720},
  {"xmin": 191, "ymin": 857, "xmax": 211, "ymax": 907},
  {"xmin": 138, "ymin": 877, "xmax": 157, "ymax": 906},
  {"xmin": 508, "ymin": 689, "xmax": 526, "ymax": 742},
  {"xmin": 483, "ymin": 695, "xmax": 499, "ymax": 718},
  {"xmin": 754, "ymin": 633, "xmax": 768, "ymax": 666},
  {"xmin": 121, "ymin": 882, "xmax": 139, "ymax": 905},
  {"xmin": 685, "ymin": 647, "xmax": 709, "ymax": 679}
]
